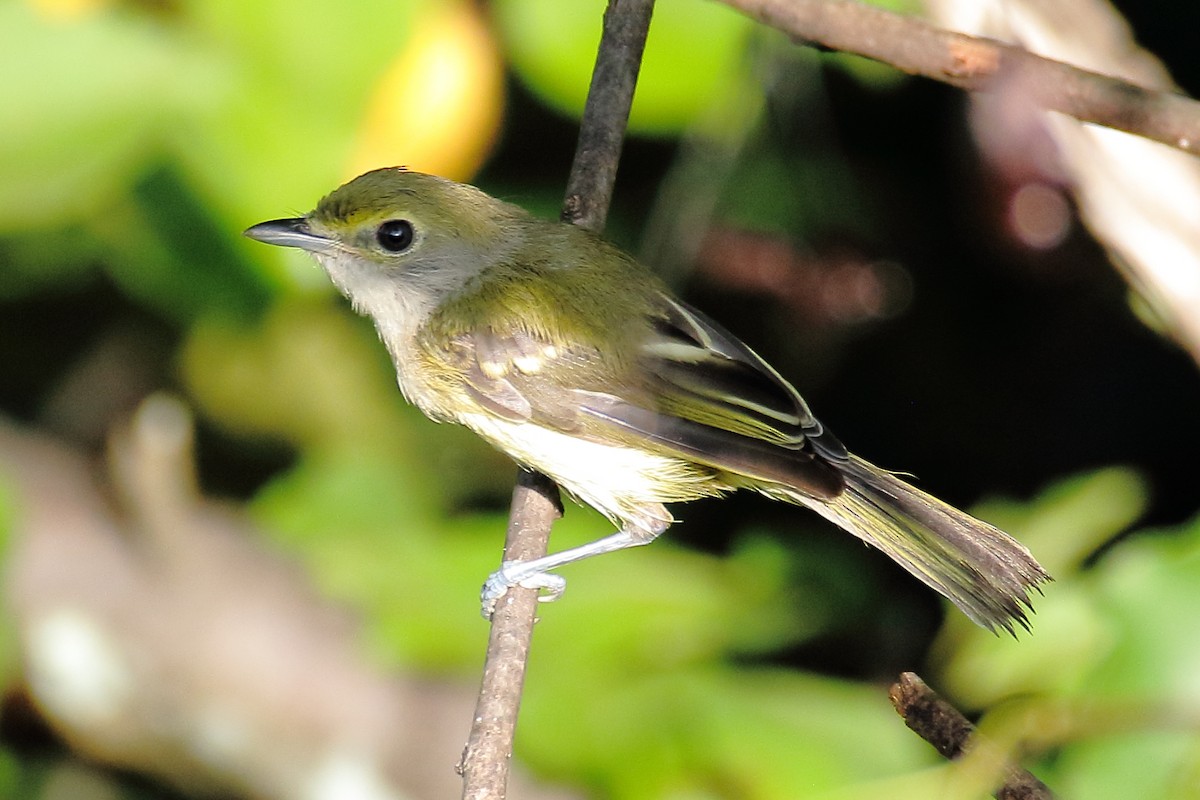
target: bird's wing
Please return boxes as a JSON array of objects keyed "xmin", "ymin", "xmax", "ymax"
[
  {"xmin": 639, "ymin": 297, "xmax": 846, "ymax": 456},
  {"xmin": 424, "ymin": 289, "xmax": 847, "ymax": 500},
  {"xmin": 582, "ymin": 296, "xmax": 846, "ymax": 498}
]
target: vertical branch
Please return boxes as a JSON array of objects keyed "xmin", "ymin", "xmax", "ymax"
[
  {"xmin": 458, "ymin": 470, "xmax": 562, "ymax": 800},
  {"xmin": 459, "ymin": 2, "xmax": 655, "ymax": 799},
  {"xmin": 562, "ymin": 0, "xmax": 656, "ymax": 233}
]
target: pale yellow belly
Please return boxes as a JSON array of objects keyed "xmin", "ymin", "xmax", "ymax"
[{"xmin": 457, "ymin": 412, "xmax": 726, "ymax": 535}]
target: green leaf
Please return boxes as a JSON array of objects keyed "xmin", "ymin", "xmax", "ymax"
[
  {"xmin": 936, "ymin": 469, "xmax": 1148, "ymax": 705},
  {"xmin": 90, "ymin": 168, "xmax": 274, "ymax": 323},
  {"xmin": 495, "ymin": 0, "xmax": 754, "ymax": 136},
  {"xmin": 1052, "ymin": 732, "xmax": 1200, "ymax": 800},
  {"xmin": 0, "ymin": 4, "xmax": 204, "ymax": 231},
  {"xmin": 521, "ymin": 666, "xmax": 932, "ymax": 798}
]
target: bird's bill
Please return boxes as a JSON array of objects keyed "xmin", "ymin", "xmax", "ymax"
[{"xmin": 243, "ymin": 218, "xmax": 333, "ymax": 252}]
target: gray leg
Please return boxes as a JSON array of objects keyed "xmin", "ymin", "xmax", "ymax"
[{"xmin": 480, "ymin": 517, "xmax": 669, "ymax": 618}]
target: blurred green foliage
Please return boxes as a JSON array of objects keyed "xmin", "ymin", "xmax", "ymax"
[
  {"xmin": 493, "ymin": 0, "xmax": 916, "ymax": 136},
  {"xmin": 495, "ymin": 0, "xmax": 756, "ymax": 136},
  {"xmin": 2, "ymin": 0, "xmax": 1200, "ymax": 798}
]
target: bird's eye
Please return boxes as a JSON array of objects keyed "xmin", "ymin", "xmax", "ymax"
[{"xmin": 376, "ymin": 219, "xmax": 415, "ymax": 252}]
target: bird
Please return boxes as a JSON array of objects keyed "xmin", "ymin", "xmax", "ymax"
[{"xmin": 245, "ymin": 167, "xmax": 1050, "ymax": 633}]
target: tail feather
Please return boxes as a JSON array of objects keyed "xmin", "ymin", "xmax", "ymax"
[{"xmin": 793, "ymin": 456, "xmax": 1050, "ymax": 634}]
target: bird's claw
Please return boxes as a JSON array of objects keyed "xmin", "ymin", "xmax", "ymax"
[{"xmin": 480, "ymin": 561, "xmax": 567, "ymax": 618}]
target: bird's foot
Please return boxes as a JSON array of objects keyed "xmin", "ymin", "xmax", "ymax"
[{"xmin": 480, "ymin": 561, "xmax": 567, "ymax": 619}]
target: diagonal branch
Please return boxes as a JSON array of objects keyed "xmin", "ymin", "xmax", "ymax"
[
  {"xmin": 889, "ymin": 672, "xmax": 1054, "ymax": 800},
  {"xmin": 458, "ymin": 2, "xmax": 656, "ymax": 798},
  {"xmin": 715, "ymin": 0, "xmax": 1200, "ymax": 155}
]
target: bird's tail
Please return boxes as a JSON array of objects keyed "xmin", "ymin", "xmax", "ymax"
[{"xmin": 793, "ymin": 456, "xmax": 1050, "ymax": 634}]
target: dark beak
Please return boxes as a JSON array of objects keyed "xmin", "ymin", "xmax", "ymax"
[{"xmin": 243, "ymin": 218, "xmax": 333, "ymax": 252}]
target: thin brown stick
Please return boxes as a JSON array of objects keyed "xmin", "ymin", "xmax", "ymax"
[
  {"xmin": 459, "ymin": 2, "xmax": 656, "ymax": 798},
  {"xmin": 715, "ymin": 0, "xmax": 1200, "ymax": 155},
  {"xmin": 889, "ymin": 672, "xmax": 1054, "ymax": 800},
  {"xmin": 562, "ymin": 0, "xmax": 656, "ymax": 231},
  {"xmin": 458, "ymin": 470, "xmax": 562, "ymax": 800}
]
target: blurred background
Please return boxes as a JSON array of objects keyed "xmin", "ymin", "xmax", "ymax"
[{"xmin": 2, "ymin": 0, "xmax": 1200, "ymax": 797}]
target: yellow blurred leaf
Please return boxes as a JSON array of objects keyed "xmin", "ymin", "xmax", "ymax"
[
  {"xmin": 26, "ymin": 0, "xmax": 110, "ymax": 22},
  {"xmin": 347, "ymin": 2, "xmax": 504, "ymax": 181}
]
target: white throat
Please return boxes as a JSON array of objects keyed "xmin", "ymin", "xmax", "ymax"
[{"xmin": 314, "ymin": 250, "xmax": 441, "ymax": 397}]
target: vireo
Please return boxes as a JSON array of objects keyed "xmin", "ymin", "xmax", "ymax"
[{"xmin": 246, "ymin": 167, "xmax": 1049, "ymax": 632}]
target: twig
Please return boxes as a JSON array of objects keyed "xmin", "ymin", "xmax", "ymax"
[
  {"xmin": 561, "ymin": 0, "xmax": 656, "ymax": 231},
  {"xmin": 459, "ymin": 2, "xmax": 655, "ymax": 798},
  {"xmin": 889, "ymin": 672, "xmax": 1054, "ymax": 800},
  {"xmin": 458, "ymin": 470, "xmax": 562, "ymax": 800},
  {"xmin": 714, "ymin": 0, "xmax": 1200, "ymax": 155}
]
